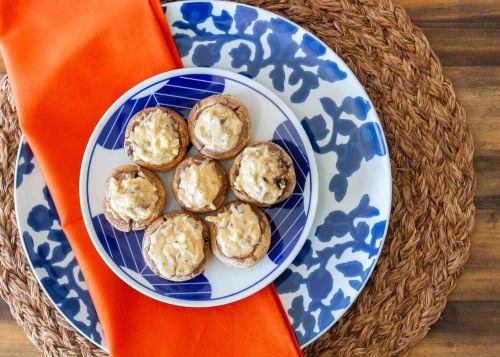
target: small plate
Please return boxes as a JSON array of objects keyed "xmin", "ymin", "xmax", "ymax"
[{"xmin": 79, "ymin": 67, "xmax": 319, "ymax": 307}]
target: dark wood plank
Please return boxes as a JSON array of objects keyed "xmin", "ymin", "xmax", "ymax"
[
  {"xmin": 396, "ymin": 0, "xmax": 500, "ymax": 26},
  {"xmin": 0, "ymin": 302, "xmax": 39, "ymax": 356},
  {"xmin": 420, "ymin": 28, "xmax": 500, "ymax": 66},
  {"xmin": 410, "ymin": 301, "xmax": 500, "ymax": 356},
  {"xmin": 475, "ymin": 155, "xmax": 500, "ymax": 205},
  {"xmin": 474, "ymin": 155, "xmax": 500, "ymax": 211}
]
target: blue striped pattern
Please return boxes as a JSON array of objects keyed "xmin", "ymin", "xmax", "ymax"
[
  {"xmin": 92, "ymin": 213, "xmax": 213, "ymax": 301},
  {"xmin": 266, "ymin": 120, "xmax": 310, "ymax": 264},
  {"xmin": 96, "ymin": 74, "xmax": 226, "ymax": 150},
  {"xmin": 89, "ymin": 73, "xmax": 312, "ymax": 302}
]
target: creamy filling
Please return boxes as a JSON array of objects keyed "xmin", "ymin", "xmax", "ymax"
[
  {"xmin": 206, "ymin": 204, "xmax": 261, "ymax": 258},
  {"xmin": 128, "ymin": 109, "xmax": 180, "ymax": 165},
  {"xmin": 107, "ymin": 172, "xmax": 159, "ymax": 222},
  {"xmin": 194, "ymin": 103, "xmax": 243, "ymax": 152},
  {"xmin": 147, "ymin": 214, "xmax": 205, "ymax": 277},
  {"xmin": 177, "ymin": 160, "xmax": 222, "ymax": 210},
  {"xmin": 234, "ymin": 146, "xmax": 286, "ymax": 204}
]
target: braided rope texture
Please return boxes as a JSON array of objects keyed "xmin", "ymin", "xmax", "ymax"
[{"xmin": 0, "ymin": 0, "xmax": 475, "ymax": 355}]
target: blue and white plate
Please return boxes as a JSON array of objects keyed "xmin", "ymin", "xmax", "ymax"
[
  {"xmin": 80, "ymin": 67, "xmax": 318, "ymax": 307},
  {"xmin": 14, "ymin": 0, "xmax": 391, "ymax": 349}
]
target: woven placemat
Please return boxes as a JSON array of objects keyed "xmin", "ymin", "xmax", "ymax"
[{"xmin": 0, "ymin": 0, "xmax": 475, "ymax": 355}]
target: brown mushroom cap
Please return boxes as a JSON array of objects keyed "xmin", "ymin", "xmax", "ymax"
[
  {"xmin": 188, "ymin": 94, "xmax": 251, "ymax": 160},
  {"xmin": 103, "ymin": 165, "xmax": 167, "ymax": 232},
  {"xmin": 142, "ymin": 210, "xmax": 210, "ymax": 281},
  {"xmin": 124, "ymin": 107, "xmax": 190, "ymax": 171},
  {"xmin": 171, "ymin": 155, "xmax": 228, "ymax": 213},
  {"xmin": 205, "ymin": 201, "xmax": 271, "ymax": 268},
  {"xmin": 229, "ymin": 141, "xmax": 297, "ymax": 207}
]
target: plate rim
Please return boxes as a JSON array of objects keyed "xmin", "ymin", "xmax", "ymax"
[
  {"xmin": 14, "ymin": 139, "xmax": 107, "ymax": 351},
  {"xmin": 79, "ymin": 66, "xmax": 319, "ymax": 308}
]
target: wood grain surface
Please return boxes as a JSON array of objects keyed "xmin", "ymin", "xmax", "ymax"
[{"xmin": 0, "ymin": 0, "xmax": 498, "ymax": 355}]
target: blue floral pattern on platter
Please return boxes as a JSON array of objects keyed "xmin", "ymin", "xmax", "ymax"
[
  {"xmin": 173, "ymin": 3, "xmax": 347, "ymax": 103},
  {"xmin": 15, "ymin": 1, "xmax": 391, "ymax": 349},
  {"xmin": 16, "ymin": 141, "xmax": 104, "ymax": 347}
]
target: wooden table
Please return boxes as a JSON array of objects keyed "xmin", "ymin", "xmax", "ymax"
[{"xmin": 0, "ymin": 0, "xmax": 499, "ymax": 355}]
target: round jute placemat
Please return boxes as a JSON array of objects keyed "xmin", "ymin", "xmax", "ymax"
[{"xmin": 0, "ymin": 0, "xmax": 475, "ymax": 355}]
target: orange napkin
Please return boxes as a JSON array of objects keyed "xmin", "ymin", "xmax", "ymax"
[{"xmin": 0, "ymin": 1, "xmax": 302, "ymax": 356}]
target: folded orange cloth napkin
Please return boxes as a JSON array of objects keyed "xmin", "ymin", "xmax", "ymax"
[{"xmin": 0, "ymin": 1, "xmax": 302, "ymax": 355}]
